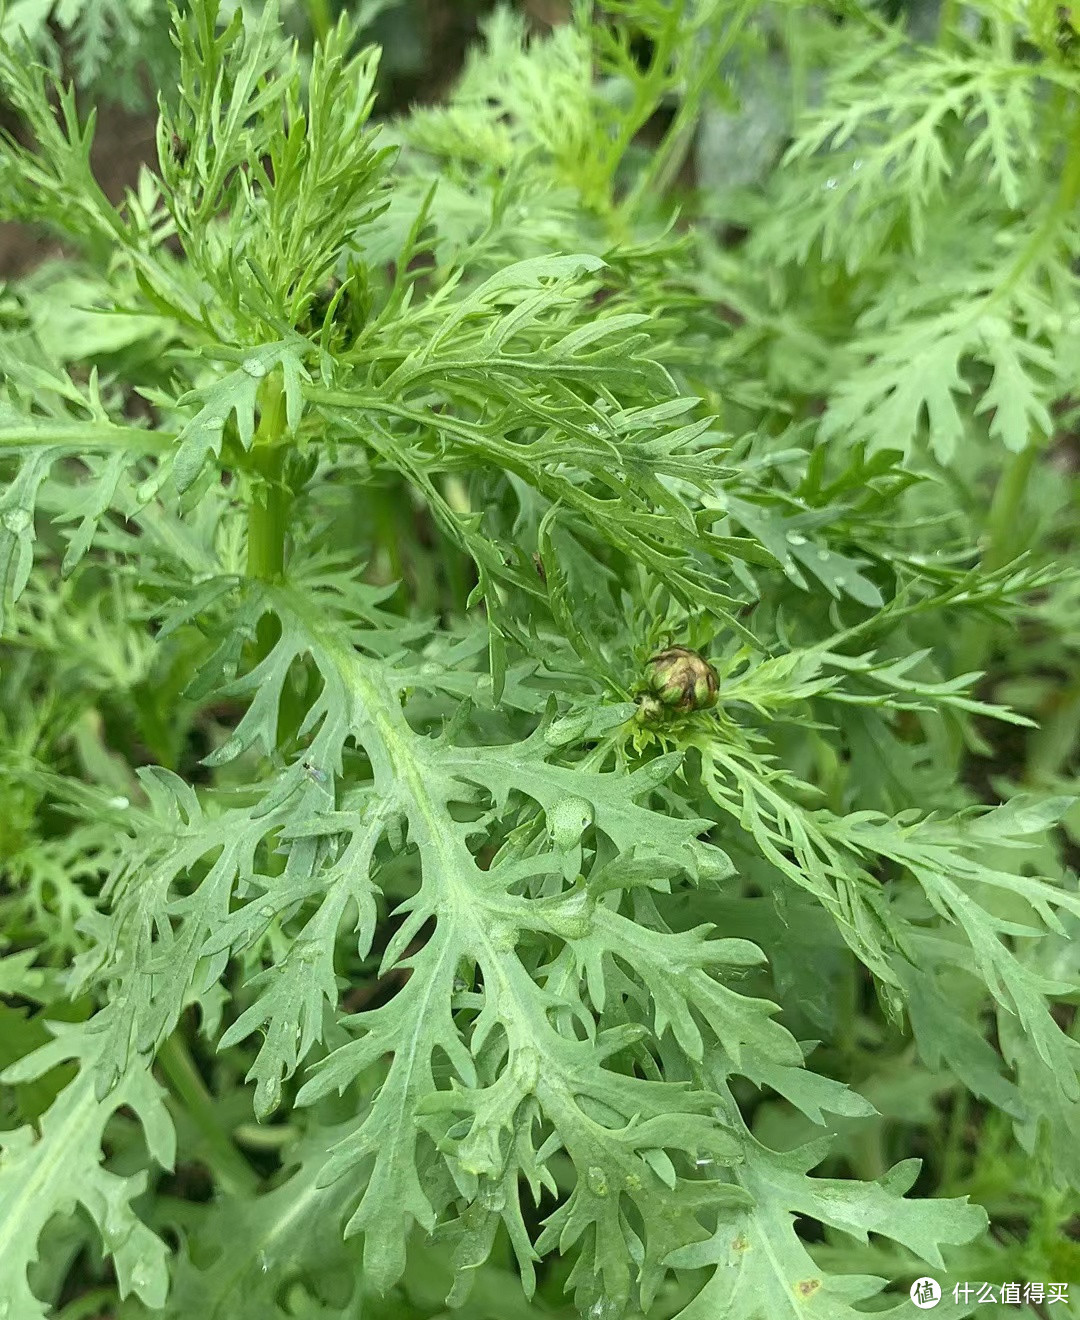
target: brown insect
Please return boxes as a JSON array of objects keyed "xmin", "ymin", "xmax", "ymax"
[{"xmin": 169, "ymin": 132, "xmax": 189, "ymax": 165}]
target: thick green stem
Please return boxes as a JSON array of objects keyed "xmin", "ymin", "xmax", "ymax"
[
  {"xmin": 957, "ymin": 438, "xmax": 1042, "ymax": 677},
  {"xmin": 981, "ymin": 439, "xmax": 1042, "ymax": 576},
  {"xmin": 247, "ymin": 455, "xmax": 288, "ymax": 582},
  {"xmin": 939, "ymin": 1087, "xmax": 971, "ymax": 1191},
  {"xmin": 246, "ymin": 376, "xmax": 289, "ymax": 584},
  {"xmin": 1026, "ymin": 677, "xmax": 1080, "ymax": 785},
  {"xmin": 156, "ymin": 1033, "xmax": 259, "ymax": 1197},
  {"xmin": 233, "ymin": 1121, "xmax": 299, "ymax": 1149}
]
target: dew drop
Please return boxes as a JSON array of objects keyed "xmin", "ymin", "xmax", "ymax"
[
  {"xmin": 102, "ymin": 1204, "xmax": 130, "ymax": 1250},
  {"xmin": 131, "ymin": 1262, "xmax": 151, "ymax": 1293},
  {"xmin": 586, "ymin": 1166, "xmax": 609, "ymax": 1197},
  {"xmin": 783, "ymin": 555, "xmax": 797, "ymax": 574},
  {"xmin": 1, "ymin": 507, "xmax": 31, "ymax": 534},
  {"xmin": 833, "ymin": 575, "xmax": 847, "ymax": 588},
  {"xmin": 242, "ymin": 357, "xmax": 268, "ymax": 378},
  {"xmin": 257, "ymin": 1248, "xmax": 269, "ymax": 1273},
  {"xmin": 255, "ymin": 1074, "xmax": 281, "ymax": 1118},
  {"xmin": 824, "ymin": 176, "xmax": 838, "ymax": 190},
  {"xmin": 548, "ymin": 797, "xmax": 593, "ymax": 852},
  {"xmin": 816, "ymin": 548, "xmax": 831, "ymax": 562},
  {"xmin": 107, "ymin": 795, "xmax": 130, "ymax": 810},
  {"xmin": 785, "ymin": 531, "xmax": 807, "ymax": 546},
  {"xmin": 259, "ymin": 904, "xmax": 275, "ymax": 919},
  {"xmin": 851, "ymin": 158, "xmax": 864, "ymax": 171}
]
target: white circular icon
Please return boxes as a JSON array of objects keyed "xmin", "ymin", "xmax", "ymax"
[{"xmin": 910, "ymin": 1278, "xmax": 941, "ymax": 1309}]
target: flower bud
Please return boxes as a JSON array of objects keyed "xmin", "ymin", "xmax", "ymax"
[{"xmin": 645, "ymin": 647, "xmax": 718, "ymax": 713}]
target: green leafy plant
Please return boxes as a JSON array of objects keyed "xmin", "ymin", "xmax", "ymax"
[{"xmin": 1, "ymin": 1, "xmax": 1079, "ymax": 1317}]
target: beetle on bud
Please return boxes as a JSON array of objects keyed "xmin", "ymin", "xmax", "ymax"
[{"xmin": 641, "ymin": 646, "xmax": 718, "ymax": 716}]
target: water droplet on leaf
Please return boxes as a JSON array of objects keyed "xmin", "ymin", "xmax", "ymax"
[
  {"xmin": 242, "ymin": 357, "xmax": 268, "ymax": 378},
  {"xmin": 255, "ymin": 1074, "xmax": 281, "ymax": 1118},
  {"xmin": 586, "ymin": 1166, "xmax": 609, "ymax": 1197},
  {"xmin": 786, "ymin": 531, "xmax": 807, "ymax": 546},
  {"xmin": 547, "ymin": 797, "xmax": 593, "ymax": 852},
  {"xmin": 102, "ymin": 1204, "xmax": 130, "ymax": 1250},
  {"xmin": 107, "ymin": 795, "xmax": 130, "ymax": 810},
  {"xmin": 1, "ymin": 507, "xmax": 31, "ymax": 534},
  {"xmin": 824, "ymin": 176, "xmax": 838, "ymax": 190}
]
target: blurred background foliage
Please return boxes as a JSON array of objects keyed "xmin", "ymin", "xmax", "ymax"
[{"xmin": 0, "ymin": 1, "xmax": 566, "ymax": 277}]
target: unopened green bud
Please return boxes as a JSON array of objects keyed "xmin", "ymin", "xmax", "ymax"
[{"xmin": 645, "ymin": 647, "xmax": 718, "ymax": 713}]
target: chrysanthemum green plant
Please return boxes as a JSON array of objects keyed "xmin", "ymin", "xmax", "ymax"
[{"xmin": 1, "ymin": 2, "xmax": 1077, "ymax": 1317}]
